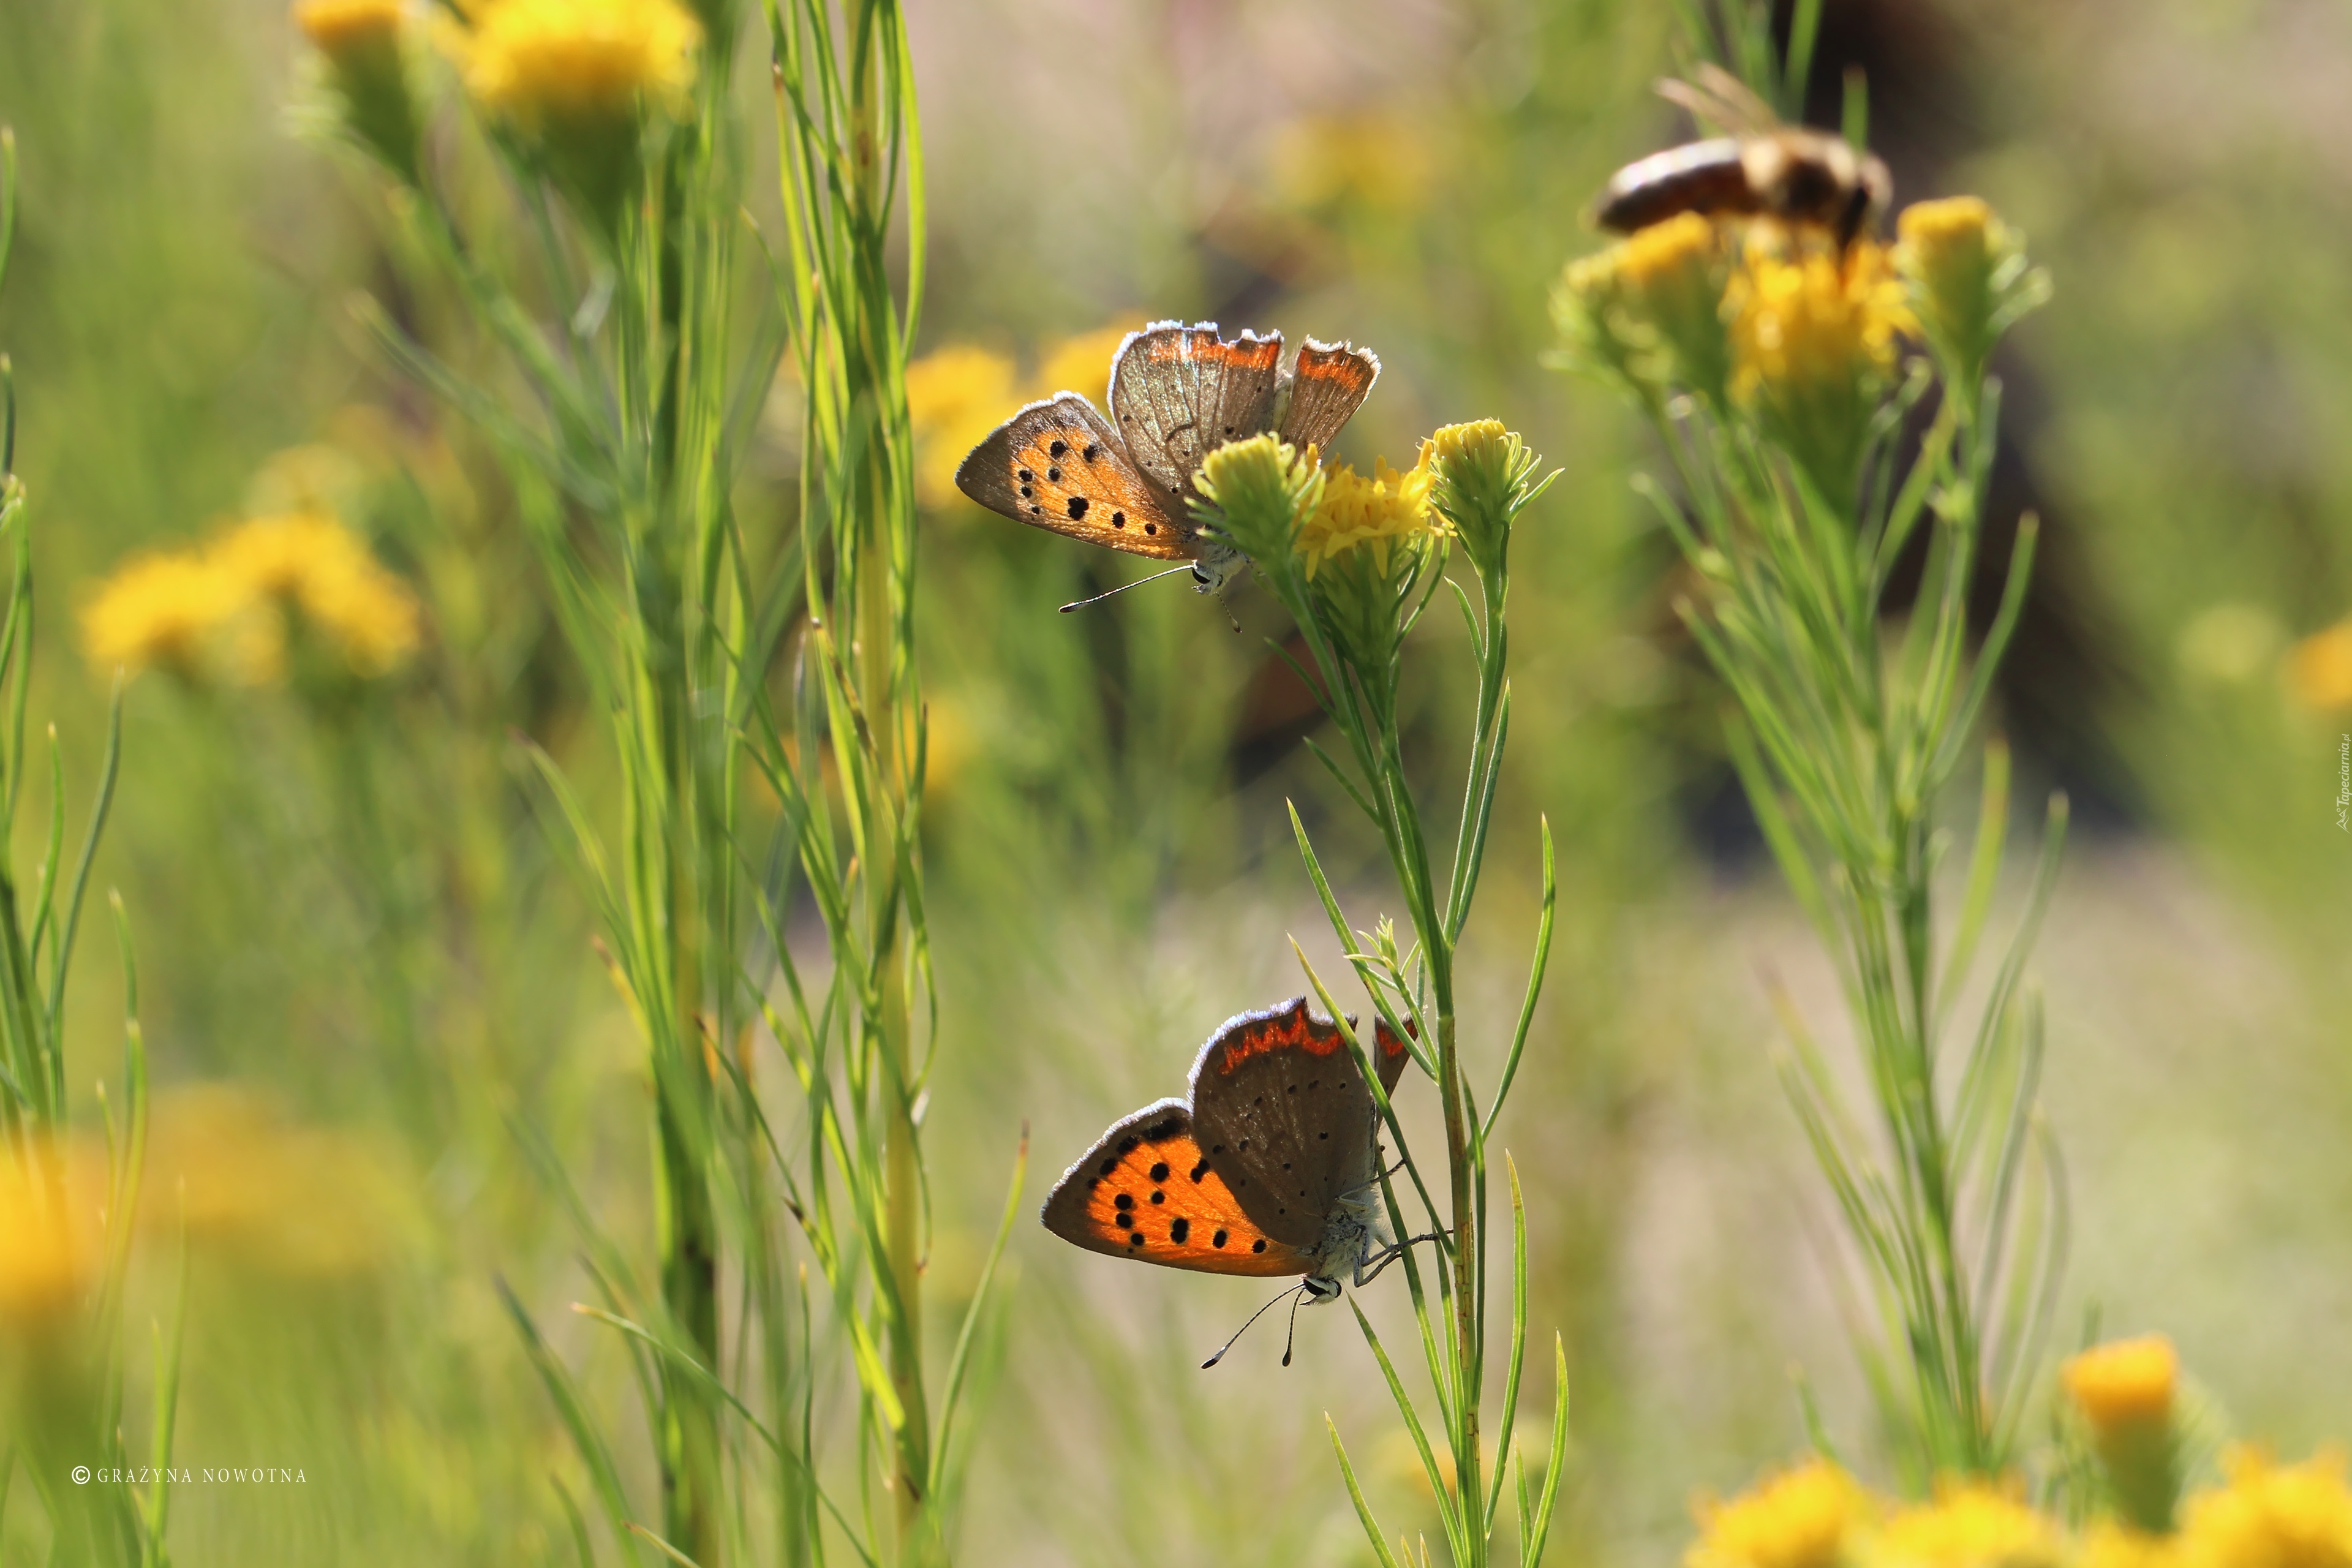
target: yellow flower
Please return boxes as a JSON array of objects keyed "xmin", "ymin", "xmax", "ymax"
[
  {"xmin": 459, "ymin": 0, "xmax": 701, "ymax": 127},
  {"xmin": 1894, "ymin": 197, "xmax": 2044, "ymax": 389},
  {"xmin": 1034, "ymin": 325, "xmax": 1129, "ymax": 411},
  {"xmin": 79, "ymin": 549, "xmax": 250, "ymax": 676},
  {"xmin": 0, "ymin": 1148, "xmax": 104, "ymax": 1325},
  {"xmin": 1620, "ymin": 212, "xmax": 1734, "ymax": 400},
  {"xmin": 215, "ymin": 512, "xmax": 424, "ymax": 679},
  {"xmin": 1873, "ymin": 1479, "xmax": 2062, "ymax": 1568},
  {"xmin": 2064, "ymin": 1336, "xmax": 2179, "ymax": 1434},
  {"xmin": 2180, "ymin": 1449, "xmax": 2352, "ymax": 1568},
  {"xmin": 1294, "ymin": 454, "xmax": 1440, "ymax": 579},
  {"xmin": 1421, "ymin": 418, "xmax": 1512, "ymax": 476},
  {"xmin": 1269, "ymin": 111, "xmax": 1433, "ymax": 217},
  {"xmin": 295, "ymin": 0, "xmax": 405, "ymax": 52},
  {"xmin": 1687, "ymin": 1458, "xmax": 1869, "ymax": 1568},
  {"xmin": 905, "ymin": 344, "xmax": 1020, "ymax": 508},
  {"xmin": 2081, "ymin": 1525, "xmax": 2184, "ymax": 1568},
  {"xmin": 2288, "ymin": 618, "xmax": 2352, "ymax": 712},
  {"xmin": 1728, "ymin": 236, "xmax": 1912, "ymax": 505}
]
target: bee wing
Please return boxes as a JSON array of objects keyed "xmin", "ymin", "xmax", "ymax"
[{"xmin": 1657, "ymin": 62, "xmax": 1782, "ymax": 135}]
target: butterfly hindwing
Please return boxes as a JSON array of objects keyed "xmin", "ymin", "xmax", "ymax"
[
  {"xmin": 1275, "ymin": 340, "xmax": 1381, "ymax": 456},
  {"xmin": 1108, "ymin": 323, "xmax": 1285, "ymax": 500},
  {"xmin": 1186, "ymin": 999, "xmax": 1414, "ymax": 1250},
  {"xmin": 1041, "ymin": 1099, "xmax": 1318, "ymax": 1276},
  {"xmin": 952, "ymin": 394, "xmax": 1196, "ymax": 560}
]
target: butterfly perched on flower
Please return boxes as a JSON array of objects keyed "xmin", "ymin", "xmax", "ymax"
[
  {"xmin": 954, "ymin": 322, "xmax": 1379, "ymax": 593},
  {"xmin": 1041, "ymin": 997, "xmax": 1415, "ymax": 1334}
]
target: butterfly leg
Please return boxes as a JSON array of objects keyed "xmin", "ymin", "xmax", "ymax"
[{"xmin": 1354, "ymin": 1231, "xmax": 1448, "ymax": 1289}]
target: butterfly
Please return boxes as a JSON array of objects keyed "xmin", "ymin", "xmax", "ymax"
[
  {"xmin": 954, "ymin": 322, "xmax": 1381, "ymax": 593},
  {"xmin": 1041, "ymin": 996, "xmax": 1420, "ymax": 1355}
]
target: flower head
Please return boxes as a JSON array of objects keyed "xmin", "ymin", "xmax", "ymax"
[
  {"xmin": 1419, "ymin": 418, "xmax": 1542, "ymax": 578},
  {"xmin": 1728, "ymin": 235, "xmax": 1913, "ymax": 508},
  {"xmin": 2081, "ymin": 1525, "xmax": 2184, "ymax": 1568},
  {"xmin": 296, "ymin": 0, "xmax": 424, "ymax": 183},
  {"xmin": 1295, "ymin": 455, "xmax": 1438, "ymax": 579},
  {"xmin": 453, "ymin": 0, "xmax": 702, "ymax": 235},
  {"xmin": 1193, "ymin": 432, "xmax": 1321, "ymax": 570},
  {"xmin": 79, "ymin": 550, "xmax": 249, "ymax": 677},
  {"xmin": 2288, "ymin": 618, "xmax": 2352, "ymax": 712},
  {"xmin": 2180, "ymin": 1449, "xmax": 2352, "ymax": 1568},
  {"xmin": 1292, "ymin": 453, "xmax": 1446, "ymax": 681},
  {"xmin": 906, "ymin": 345, "xmax": 1020, "ymax": 508},
  {"xmin": 1872, "ymin": 1479, "xmax": 2062, "ymax": 1568},
  {"xmin": 0, "ymin": 1148, "xmax": 104, "ymax": 1327},
  {"xmin": 459, "ymin": 0, "xmax": 701, "ymax": 126},
  {"xmin": 1894, "ymin": 197, "xmax": 2048, "ymax": 392},
  {"xmin": 1619, "ymin": 213, "xmax": 1734, "ymax": 402},
  {"xmin": 216, "ymin": 512, "xmax": 424, "ymax": 679},
  {"xmin": 2065, "ymin": 1336, "xmax": 2179, "ymax": 1434},
  {"xmin": 1687, "ymin": 1458, "xmax": 1870, "ymax": 1568}
]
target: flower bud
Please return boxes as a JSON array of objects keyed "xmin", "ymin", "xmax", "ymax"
[
  {"xmin": 1894, "ymin": 197, "xmax": 2048, "ymax": 396},
  {"xmin": 2064, "ymin": 1335, "xmax": 2182, "ymax": 1534},
  {"xmin": 1419, "ymin": 418, "xmax": 1541, "ymax": 581},
  {"xmin": 295, "ymin": 0, "xmax": 423, "ymax": 184},
  {"xmin": 1193, "ymin": 433, "xmax": 1321, "ymax": 575}
]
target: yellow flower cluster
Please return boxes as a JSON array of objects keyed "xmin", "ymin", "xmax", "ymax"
[
  {"xmin": 1689, "ymin": 1458, "xmax": 1869, "ymax": 1568},
  {"xmin": 457, "ymin": 0, "xmax": 701, "ymax": 127},
  {"xmin": 1691, "ymin": 1443, "xmax": 2352, "ymax": 1568},
  {"xmin": 81, "ymin": 510, "xmax": 422, "ymax": 685},
  {"xmin": 0, "ymin": 1147, "xmax": 105, "ymax": 1325},
  {"xmin": 1294, "ymin": 454, "xmax": 1441, "ymax": 579},
  {"xmin": 1727, "ymin": 238, "xmax": 1913, "ymax": 407}
]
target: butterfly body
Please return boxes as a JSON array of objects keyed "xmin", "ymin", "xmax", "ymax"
[
  {"xmin": 954, "ymin": 323, "xmax": 1379, "ymax": 594},
  {"xmin": 1041, "ymin": 998, "xmax": 1412, "ymax": 1300}
]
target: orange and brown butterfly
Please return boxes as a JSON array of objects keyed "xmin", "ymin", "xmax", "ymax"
[
  {"xmin": 1041, "ymin": 997, "xmax": 1415, "ymax": 1312},
  {"xmin": 953, "ymin": 322, "xmax": 1379, "ymax": 593}
]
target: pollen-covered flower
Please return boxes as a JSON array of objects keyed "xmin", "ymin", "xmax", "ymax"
[
  {"xmin": 2179, "ymin": 1448, "xmax": 2352, "ymax": 1568},
  {"xmin": 2288, "ymin": 617, "xmax": 2352, "ymax": 712},
  {"xmin": 1894, "ymin": 197, "xmax": 2047, "ymax": 393},
  {"xmin": 296, "ymin": 0, "xmax": 424, "ymax": 183},
  {"xmin": 1871, "ymin": 1479, "xmax": 2062, "ymax": 1568},
  {"xmin": 1295, "ymin": 455, "xmax": 1439, "ymax": 579},
  {"xmin": 1728, "ymin": 236, "xmax": 1913, "ymax": 508},
  {"xmin": 216, "ymin": 511, "xmax": 424, "ymax": 679},
  {"xmin": 906, "ymin": 344, "xmax": 1020, "ymax": 508},
  {"xmin": 1687, "ymin": 1458, "xmax": 1870, "ymax": 1568},
  {"xmin": 79, "ymin": 549, "xmax": 249, "ymax": 677}
]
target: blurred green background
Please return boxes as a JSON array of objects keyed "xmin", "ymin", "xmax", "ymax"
[{"xmin": 1, "ymin": 0, "xmax": 2348, "ymax": 1561}]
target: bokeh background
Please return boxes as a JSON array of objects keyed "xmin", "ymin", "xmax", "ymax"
[{"xmin": 1, "ymin": 0, "xmax": 2349, "ymax": 1560}]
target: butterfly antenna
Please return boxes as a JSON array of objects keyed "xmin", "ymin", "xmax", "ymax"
[
  {"xmin": 1058, "ymin": 562, "xmax": 1200, "ymax": 613},
  {"xmin": 1279, "ymin": 1284, "xmax": 1311, "ymax": 1368},
  {"xmin": 1200, "ymin": 1281, "xmax": 1307, "ymax": 1370}
]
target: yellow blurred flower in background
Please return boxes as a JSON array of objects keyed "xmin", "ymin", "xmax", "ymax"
[
  {"xmin": 2065, "ymin": 1335, "xmax": 2179, "ymax": 1434},
  {"xmin": 294, "ymin": 0, "xmax": 423, "ymax": 183},
  {"xmin": 1294, "ymin": 453, "xmax": 1439, "ymax": 579},
  {"xmin": 2287, "ymin": 618, "xmax": 2352, "ymax": 712},
  {"xmin": 80, "ymin": 549, "xmax": 249, "ymax": 676},
  {"xmin": 1033, "ymin": 325, "xmax": 1128, "ymax": 410},
  {"xmin": 1619, "ymin": 212, "xmax": 1734, "ymax": 401},
  {"xmin": 1687, "ymin": 1458, "xmax": 1870, "ymax": 1568},
  {"xmin": 217, "ymin": 511, "xmax": 424, "ymax": 678},
  {"xmin": 1268, "ymin": 110, "xmax": 1433, "ymax": 217},
  {"xmin": 2080, "ymin": 1524, "xmax": 2183, "ymax": 1568},
  {"xmin": 1728, "ymin": 235, "xmax": 1913, "ymax": 504},
  {"xmin": 1871, "ymin": 1479, "xmax": 2062, "ymax": 1568},
  {"xmin": 457, "ymin": 0, "xmax": 701, "ymax": 127},
  {"xmin": 905, "ymin": 344, "xmax": 1019, "ymax": 508},
  {"xmin": 0, "ymin": 1147, "xmax": 105, "ymax": 1326},
  {"xmin": 2180, "ymin": 1448, "xmax": 2352, "ymax": 1568},
  {"xmin": 295, "ymin": 0, "xmax": 406, "ymax": 53}
]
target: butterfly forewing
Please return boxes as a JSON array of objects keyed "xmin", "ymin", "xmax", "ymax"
[
  {"xmin": 1108, "ymin": 323, "xmax": 1285, "ymax": 500},
  {"xmin": 1275, "ymin": 340, "xmax": 1381, "ymax": 456},
  {"xmin": 952, "ymin": 394, "xmax": 1196, "ymax": 560},
  {"xmin": 1185, "ymin": 999, "xmax": 1412, "ymax": 1250},
  {"xmin": 1041, "ymin": 1100, "xmax": 1318, "ymax": 1276}
]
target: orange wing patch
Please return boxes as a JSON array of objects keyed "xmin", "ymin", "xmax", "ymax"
[
  {"xmin": 1147, "ymin": 330, "xmax": 1283, "ymax": 377},
  {"xmin": 1044, "ymin": 1114, "xmax": 1312, "ymax": 1277},
  {"xmin": 1205, "ymin": 996, "xmax": 1411, "ymax": 1090},
  {"xmin": 1008, "ymin": 425, "xmax": 1191, "ymax": 560}
]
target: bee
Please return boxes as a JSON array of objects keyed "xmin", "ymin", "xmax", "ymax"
[{"xmin": 1589, "ymin": 65, "xmax": 1893, "ymax": 249}]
